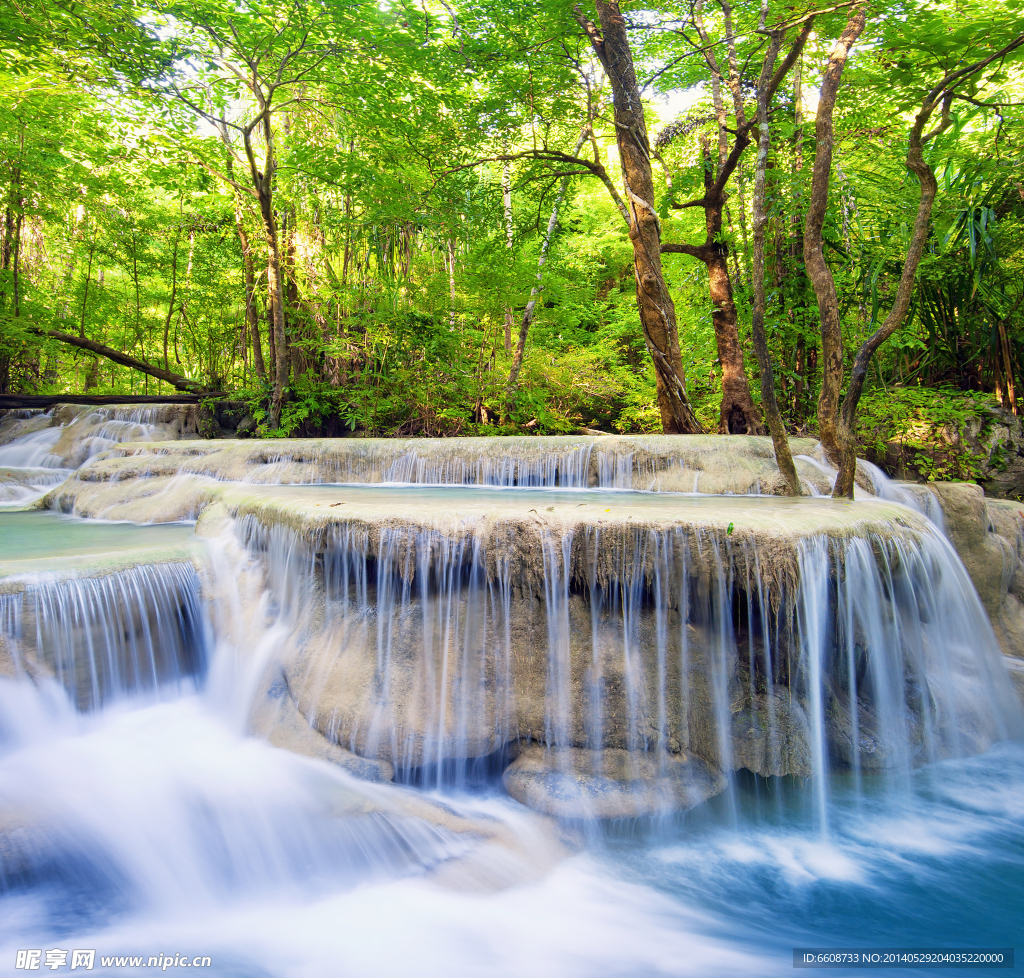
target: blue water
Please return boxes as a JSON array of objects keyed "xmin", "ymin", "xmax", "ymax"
[
  {"xmin": 603, "ymin": 748, "xmax": 1024, "ymax": 970},
  {"xmin": 0, "ymin": 676, "xmax": 1019, "ymax": 977}
]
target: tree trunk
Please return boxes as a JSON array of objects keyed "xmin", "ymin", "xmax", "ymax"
[
  {"xmin": 447, "ymin": 235, "xmax": 457, "ymax": 329},
  {"xmin": 258, "ymin": 190, "xmax": 288, "ymax": 426},
  {"xmin": 220, "ymin": 125, "xmax": 268, "ymax": 386},
  {"xmin": 43, "ymin": 328, "xmax": 207, "ymax": 393},
  {"xmin": 578, "ymin": 2, "xmax": 702, "ymax": 433},
  {"xmin": 999, "ymin": 319, "xmax": 1018, "ymax": 415},
  {"xmin": 284, "ymin": 206, "xmax": 306, "ymax": 383},
  {"xmin": 749, "ymin": 29, "xmax": 800, "ymax": 494},
  {"xmin": 0, "ymin": 393, "xmax": 206, "ymax": 409},
  {"xmin": 237, "ymin": 208, "xmax": 267, "ymax": 384},
  {"xmin": 707, "ymin": 244, "xmax": 762, "ymax": 434},
  {"xmin": 502, "ymin": 159, "xmax": 514, "ymax": 353},
  {"xmin": 669, "ymin": 3, "xmax": 812, "ymax": 435},
  {"xmin": 163, "ymin": 225, "xmax": 180, "ymax": 374},
  {"xmin": 803, "ymin": 4, "xmax": 868, "ymax": 468},
  {"xmin": 82, "ymin": 357, "xmax": 100, "ymax": 392},
  {"xmin": 684, "ymin": 2, "xmax": 759, "ymax": 434},
  {"xmin": 809, "ymin": 17, "xmax": 1024, "ymax": 496}
]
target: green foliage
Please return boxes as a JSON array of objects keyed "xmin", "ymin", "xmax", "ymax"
[
  {"xmin": 0, "ymin": 0, "xmax": 1021, "ymax": 455},
  {"xmin": 857, "ymin": 386, "xmax": 997, "ymax": 481}
]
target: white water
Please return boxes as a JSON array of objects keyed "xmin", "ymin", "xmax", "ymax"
[
  {"xmin": 793, "ymin": 454, "xmax": 946, "ymax": 528},
  {"xmin": 0, "ymin": 408, "xmax": 171, "ymax": 508},
  {"xmin": 1, "ymin": 409, "xmax": 1022, "ymax": 976},
  {"xmin": 0, "ymin": 426, "xmax": 64, "ymax": 469},
  {"xmin": 233, "ymin": 495, "xmax": 1020, "ymax": 808},
  {"xmin": 0, "ymin": 561, "xmax": 207, "ymax": 710},
  {"xmin": 0, "ymin": 667, "xmax": 1021, "ymax": 977}
]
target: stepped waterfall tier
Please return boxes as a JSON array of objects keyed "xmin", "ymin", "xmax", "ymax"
[{"xmin": 0, "ymin": 405, "xmax": 1022, "ymax": 976}]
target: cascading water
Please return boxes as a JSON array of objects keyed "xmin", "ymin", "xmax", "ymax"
[
  {"xmin": 230, "ymin": 489, "xmax": 1019, "ymax": 824},
  {"xmin": 0, "ymin": 409, "xmax": 1022, "ymax": 976},
  {"xmin": 0, "ymin": 406, "xmax": 176, "ymax": 509},
  {"xmin": 1, "ymin": 561, "xmax": 207, "ymax": 710}
]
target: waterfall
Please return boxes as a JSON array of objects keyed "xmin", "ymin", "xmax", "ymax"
[
  {"xmin": 1, "ymin": 562, "xmax": 207, "ymax": 710},
  {"xmin": 236, "ymin": 507, "xmax": 1022, "ymax": 820},
  {"xmin": 2, "ymin": 414, "xmax": 1023, "ymax": 975}
]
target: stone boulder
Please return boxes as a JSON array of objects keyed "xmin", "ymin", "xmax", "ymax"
[{"xmin": 502, "ymin": 746, "xmax": 726, "ymax": 819}]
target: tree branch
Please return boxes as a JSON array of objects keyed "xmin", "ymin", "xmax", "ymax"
[{"xmin": 40, "ymin": 328, "xmax": 210, "ymax": 393}]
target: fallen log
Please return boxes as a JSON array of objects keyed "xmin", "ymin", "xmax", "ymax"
[
  {"xmin": 40, "ymin": 328, "xmax": 209, "ymax": 394},
  {"xmin": 0, "ymin": 393, "xmax": 217, "ymax": 409}
]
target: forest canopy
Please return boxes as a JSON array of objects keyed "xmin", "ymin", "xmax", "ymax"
[{"xmin": 1, "ymin": 0, "xmax": 1023, "ymax": 492}]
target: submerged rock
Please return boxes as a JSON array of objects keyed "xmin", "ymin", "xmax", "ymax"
[{"xmin": 502, "ymin": 746, "xmax": 726, "ymax": 819}]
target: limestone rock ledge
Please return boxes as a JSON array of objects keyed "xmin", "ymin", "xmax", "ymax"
[{"xmin": 931, "ymin": 483, "xmax": 1024, "ymax": 670}]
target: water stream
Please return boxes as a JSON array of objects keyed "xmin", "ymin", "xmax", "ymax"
[{"xmin": 0, "ymin": 412, "xmax": 1021, "ymax": 976}]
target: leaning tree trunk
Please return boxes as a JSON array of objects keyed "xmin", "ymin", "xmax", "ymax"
[
  {"xmin": 578, "ymin": 2, "xmax": 702, "ymax": 433},
  {"xmin": 42, "ymin": 328, "xmax": 208, "ymax": 393},
  {"xmin": 804, "ymin": 4, "xmax": 868, "ymax": 468}
]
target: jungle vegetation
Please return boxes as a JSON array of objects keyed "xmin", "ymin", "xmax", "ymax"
[{"xmin": 1, "ymin": 0, "xmax": 1022, "ymax": 495}]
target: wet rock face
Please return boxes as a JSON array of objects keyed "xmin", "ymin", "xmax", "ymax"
[
  {"xmin": 502, "ymin": 747, "xmax": 727, "ymax": 819},
  {"xmin": 251, "ymin": 671, "xmax": 396, "ymax": 784},
  {"xmin": 0, "ymin": 411, "xmax": 52, "ymax": 447},
  {"xmin": 930, "ymin": 483, "xmax": 1024, "ymax": 675},
  {"xmin": 729, "ymin": 693, "xmax": 812, "ymax": 778},
  {"xmin": 281, "ymin": 578, "xmax": 772, "ymax": 779},
  {"xmin": 226, "ymin": 493, "xmax": 1021, "ymax": 819},
  {"xmin": 5, "ymin": 409, "xmax": 1022, "ymax": 817}
]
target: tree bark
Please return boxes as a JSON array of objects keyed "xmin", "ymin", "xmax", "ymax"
[
  {"xmin": 686, "ymin": 0, "xmax": 760, "ymax": 434},
  {"xmin": 284, "ymin": 205, "xmax": 306, "ymax": 383},
  {"xmin": 999, "ymin": 318, "xmax": 1018, "ymax": 415},
  {"xmin": 803, "ymin": 4, "xmax": 868, "ymax": 469},
  {"xmin": 169, "ymin": 26, "xmax": 310, "ymax": 426},
  {"xmin": 749, "ymin": 28, "xmax": 800, "ymax": 494},
  {"xmin": 706, "ymin": 191, "xmax": 761, "ymax": 434},
  {"xmin": 829, "ymin": 31, "xmax": 1024, "ymax": 496},
  {"xmin": 219, "ymin": 123, "xmax": 269, "ymax": 389},
  {"xmin": 502, "ymin": 157, "xmax": 514, "ymax": 353},
  {"xmin": 223, "ymin": 155, "xmax": 267, "ymax": 384},
  {"xmin": 42, "ymin": 328, "xmax": 208, "ymax": 393},
  {"xmin": 255, "ymin": 174, "xmax": 288, "ymax": 425},
  {"xmin": 163, "ymin": 223, "xmax": 180, "ymax": 374},
  {"xmin": 577, "ymin": 2, "xmax": 702, "ymax": 433},
  {"xmin": 661, "ymin": 3, "xmax": 814, "ymax": 434}
]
